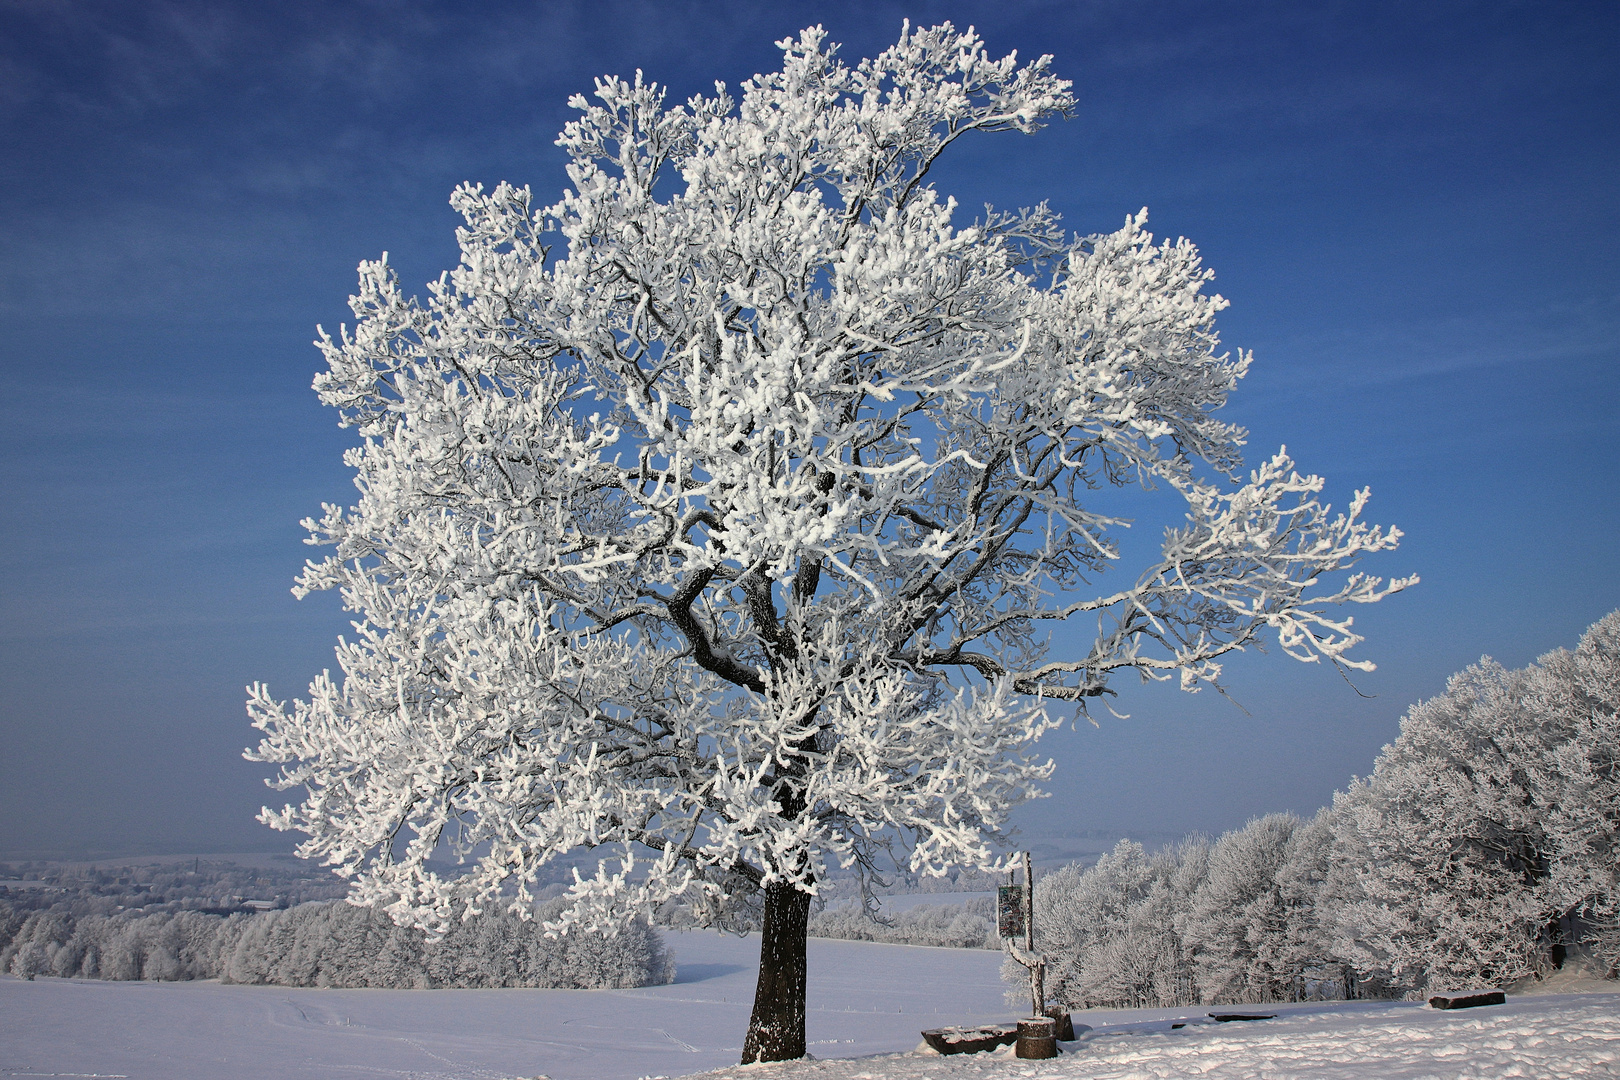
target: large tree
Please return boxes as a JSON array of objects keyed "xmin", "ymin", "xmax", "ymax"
[
  {"xmin": 1329, "ymin": 659, "xmax": 1556, "ymax": 992},
  {"xmin": 248, "ymin": 23, "xmax": 1410, "ymax": 1062},
  {"xmin": 1525, "ymin": 611, "xmax": 1620, "ymax": 976}
]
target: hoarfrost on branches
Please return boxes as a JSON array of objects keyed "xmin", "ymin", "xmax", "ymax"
[
  {"xmin": 1523, "ymin": 612, "xmax": 1620, "ymax": 974},
  {"xmin": 246, "ymin": 20, "xmax": 1409, "ymax": 1060},
  {"xmin": 1017, "ymin": 612, "xmax": 1619, "ymax": 1007},
  {"xmin": 1329, "ymin": 660, "xmax": 1556, "ymax": 993},
  {"xmin": 1182, "ymin": 811, "xmax": 1332, "ymax": 1004}
]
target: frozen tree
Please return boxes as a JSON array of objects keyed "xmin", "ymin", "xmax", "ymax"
[
  {"xmin": 1026, "ymin": 841, "xmax": 1157, "ymax": 1008},
  {"xmin": 1028, "ymin": 816, "xmax": 1343, "ymax": 1009},
  {"xmin": 1268, "ymin": 808, "xmax": 1340, "ymax": 989},
  {"xmin": 247, "ymin": 22, "xmax": 1409, "ymax": 1061},
  {"xmin": 1023, "ymin": 838, "xmax": 1204, "ymax": 1009},
  {"xmin": 1182, "ymin": 811, "xmax": 1335, "ymax": 1003},
  {"xmin": 1526, "ymin": 611, "xmax": 1620, "ymax": 975},
  {"xmin": 1184, "ymin": 814, "xmax": 1294, "ymax": 1002},
  {"xmin": 1331, "ymin": 660, "xmax": 1556, "ymax": 993}
]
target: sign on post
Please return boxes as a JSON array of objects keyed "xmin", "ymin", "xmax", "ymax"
[{"xmin": 997, "ymin": 884, "xmax": 1026, "ymax": 939}]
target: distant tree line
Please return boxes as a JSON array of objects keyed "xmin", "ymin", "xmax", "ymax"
[
  {"xmin": 0, "ymin": 860, "xmax": 671, "ymax": 988},
  {"xmin": 809, "ymin": 896, "xmax": 998, "ymax": 950},
  {"xmin": 0, "ymin": 858, "xmax": 349, "ymax": 917},
  {"xmin": 0, "ymin": 896, "xmax": 673, "ymax": 988},
  {"xmin": 813, "ymin": 866, "xmax": 1004, "ymax": 902},
  {"xmin": 648, "ymin": 864, "xmax": 1003, "ymax": 949},
  {"xmin": 1013, "ymin": 609, "xmax": 1620, "ymax": 1007}
]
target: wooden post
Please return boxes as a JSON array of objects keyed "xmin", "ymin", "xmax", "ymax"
[
  {"xmin": 1022, "ymin": 851, "xmax": 1045, "ymax": 1017},
  {"xmin": 1002, "ymin": 851, "xmax": 1047, "ymax": 1020}
]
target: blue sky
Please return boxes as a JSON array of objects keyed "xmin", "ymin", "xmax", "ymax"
[{"xmin": 1, "ymin": 0, "xmax": 1615, "ymax": 859}]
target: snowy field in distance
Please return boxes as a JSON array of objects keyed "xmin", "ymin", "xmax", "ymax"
[
  {"xmin": 846, "ymin": 891, "xmax": 992, "ymax": 914},
  {"xmin": 0, "ymin": 930, "xmax": 1007, "ymax": 1080},
  {"xmin": 2, "ymin": 929, "xmax": 1616, "ymax": 1080}
]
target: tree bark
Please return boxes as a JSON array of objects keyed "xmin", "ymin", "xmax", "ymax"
[{"xmin": 740, "ymin": 879, "xmax": 814, "ymax": 1063}]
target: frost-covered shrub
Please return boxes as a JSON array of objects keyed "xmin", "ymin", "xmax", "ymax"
[{"xmin": 1017, "ymin": 839, "xmax": 1202, "ymax": 1010}]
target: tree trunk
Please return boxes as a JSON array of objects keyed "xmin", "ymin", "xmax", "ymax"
[
  {"xmin": 740, "ymin": 879, "xmax": 813, "ymax": 1063},
  {"xmin": 1547, "ymin": 915, "xmax": 1566, "ymax": 970}
]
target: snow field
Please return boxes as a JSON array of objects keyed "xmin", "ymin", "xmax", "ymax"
[
  {"xmin": 2, "ymin": 930, "xmax": 1615, "ymax": 1080},
  {"xmin": 0, "ymin": 931, "xmax": 1009, "ymax": 1080}
]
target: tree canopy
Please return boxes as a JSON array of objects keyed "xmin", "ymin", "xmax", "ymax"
[{"xmin": 248, "ymin": 22, "xmax": 1410, "ymax": 1060}]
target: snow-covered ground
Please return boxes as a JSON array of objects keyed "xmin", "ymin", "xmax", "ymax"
[
  {"xmin": 701, "ymin": 993, "xmax": 1620, "ymax": 1080},
  {"xmin": 0, "ymin": 930, "xmax": 1007, "ymax": 1080},
  {"xmin": 2, "ymin": 930, "xmax": 1615, "ymax": 1080}
]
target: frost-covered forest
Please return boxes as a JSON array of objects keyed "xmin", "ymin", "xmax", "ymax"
[
  {"xmin": 0, "ymin": 861, "xmax": 672, "ymax": 988},
  {"xmin": 1011, "ymin": 609, "xmax": 1620, "ymax": 1008},
  {"xmin": 0, "ymin": 857, "xmax": 999, "ymax": 983}
]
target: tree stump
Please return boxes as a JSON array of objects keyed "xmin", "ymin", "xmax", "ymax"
[{"xmin": 1016, "ymin": 1016, "xmax": 1058, "ymax": 1059}]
